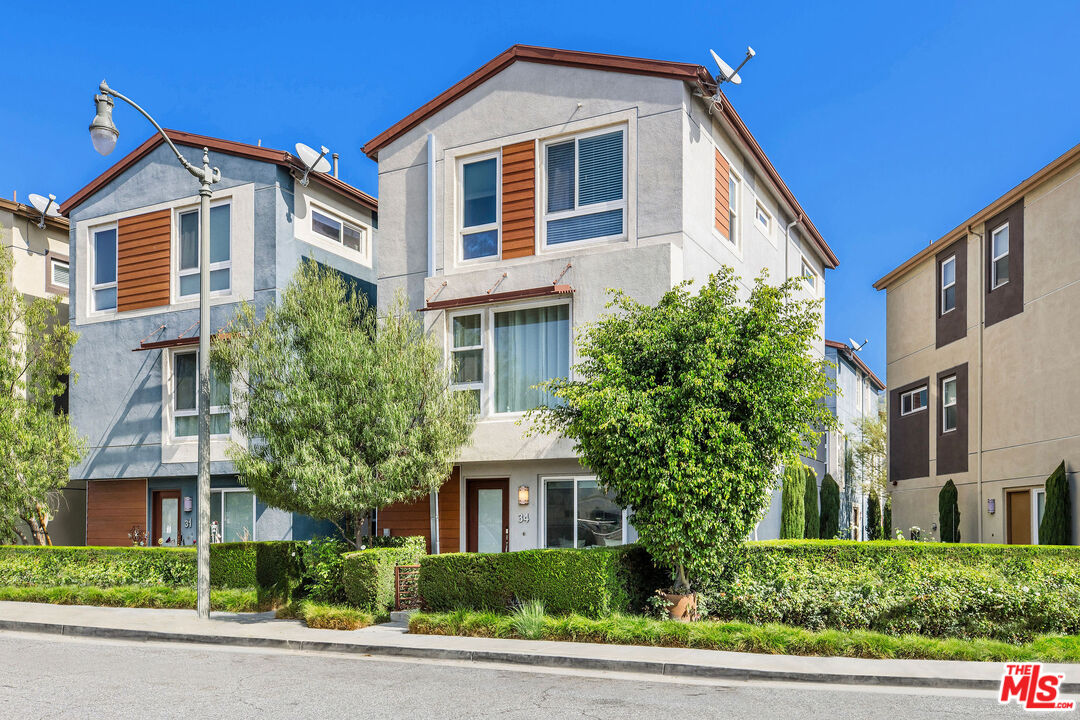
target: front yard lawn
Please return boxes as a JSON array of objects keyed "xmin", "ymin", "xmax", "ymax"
[
  {"xmin": 409, "ymin": 609, "xmax": 1080, "ymax": 663},
  {"xmin": 0, "ymin": 585, "xmax": 262, "ymax": 612}
]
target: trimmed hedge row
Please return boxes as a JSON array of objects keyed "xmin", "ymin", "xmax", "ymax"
[
  {"xmin": 342, "ymin": 536, "xmax": 426, "ymax": 617},
  {"xmin": 417, "ymin": 545, "xmax": 665, "ymax": 617}
]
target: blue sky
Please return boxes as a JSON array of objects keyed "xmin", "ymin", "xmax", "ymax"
[{"xmin": 6, "ymin": 1, "xmax": 1079, "ymax": 379}]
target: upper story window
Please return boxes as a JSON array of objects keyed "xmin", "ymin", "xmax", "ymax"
[
  {"xmin": 941, "ymin": 375, "xmax": 957, "ymax": 432},
  {"xmin": 460, "ymin": 155, "xmax": 499, "ymax": 260},
  {"xmin": 941, "ymin": 255, "xmax": 956, "ymax": 314},
  {"xmin": 50, "ymin": 258, "xmax": 69, "ymax": 291},
  {"xmin": 900, "ymin": 385, "xmax": 928, "ymax": 416},
  {"xmin": 801, "ymin": 259, "xmax": 818, "ymax": 291},
  {"xmin": 543, "ymin": 129, "xmax": 625, "ymax": 247},
  {"xmin": 312, "ymin": 208, "xmax": 369, "ymax": 258},
  {"xmin": 449, "ymin": 302, "xmax": 570, "ymax": 416},
  {"xmin": 728, "ymin": 173, "xmax": 740, "ymax": 247},
  {"xmin": 991, "ymin": 222, "xmax": 1009, "ymax": 288},
  {"xmin": 92, "ymin": 226, "xmax": 117, "ymax": 312},
  {"xmin": 172, "ymin": 349, "xmax": 231, "ymax": 438},
  {"xmin": 177, "ymin": 204, "xmax": 231, "ymax": 299},
  {"xmin": 754, "ymin": 202, "xmax": 772, "ymax": 235}
]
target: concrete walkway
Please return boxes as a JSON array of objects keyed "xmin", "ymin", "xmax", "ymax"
[{"xmin": 0, "ymin": 601, "xmax": 1071, "ymax": 691}]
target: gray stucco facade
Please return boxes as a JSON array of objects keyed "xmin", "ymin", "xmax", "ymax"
[{"xmin": 67, "ymin": 136, "xmax": 376, "ymax": 545}]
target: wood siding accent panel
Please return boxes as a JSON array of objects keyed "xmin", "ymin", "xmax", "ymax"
[
  {"xmin": 117, "ymin": 209, "xmax": 171, "ymax": 311},
  {"xmin": 375, "ymin": 466, "xmax": 461, "ymax": 553},
  {"xmin": 714, "ymin": 148, "xmax": 730, "ymax": 238},
  {"xmin": 86, "ymin": 479, "xmax": 147, "ymax": 546},
  {"xmin": 438, "ymin": 466, "xmax": 461, "ymax": 553},
  {"xmin": 501, "ymin": 140, "xmax": 536, "ymax": 259}
]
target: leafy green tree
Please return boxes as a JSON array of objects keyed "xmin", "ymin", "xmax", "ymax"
[
  {"xmin": 803, "ymin": 466, "xmax": 819, "ymax": 539},
  {"xmin": 938, "ymin": 479, "xmax": 960, "ymax": 543},
  {"xmin": 780, "ymin": 464, "xmax": 807, "ymax": 540},
  {"xmin": 1039, "ymin": 461, "xmax": 1071, "ymax": 545},
  {"xmin": 212, "ymin": 263, "xmax": 476, "ymax": 548},
  {"xmin": 867, "ymin": 489, "xmax": 882, "ymax": 540},
  {"xmin": 0, "ymin": 246, "xmax": 84, "ymax": 544},
  {"xmin": 529, "ymin": 270, "xmax": 834, "ymax": 591},
  {"xmin": 853, "ymin": 409, "xmax": 887, "ymax": 496},
  {"xmin": 883, "ymin": 495, "xmax": 893, "ymax": 540},
  {"xmin": 819, "ymin": 473, "xmax": 840, "ymax": 539}
]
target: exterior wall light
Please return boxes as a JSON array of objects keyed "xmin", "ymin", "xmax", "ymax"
[
  {"xmin": 518, "ymin": 485, "xmax": 530, "ymax": 506},
  {"xmin": 988, "ymin": 498, "xmax": 996, "ymax": 514}
]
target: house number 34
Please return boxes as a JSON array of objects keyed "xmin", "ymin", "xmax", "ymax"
[{"xmin": 517, "ymin": 513, "xmax": 530, "ymax": 524}]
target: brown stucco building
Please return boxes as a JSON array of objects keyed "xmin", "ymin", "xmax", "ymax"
[{"xmin": 874, "ymin": 142, "xmax": 1080, "ymax": 544}]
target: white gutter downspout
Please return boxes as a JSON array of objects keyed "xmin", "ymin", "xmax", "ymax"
[
  {"xmin": 426, "ymin": 134, "xmax": 437, "ymax": 278},
  {"xmin": 969, "ymin": 224, "xmax": 985, "ymax": 543}
]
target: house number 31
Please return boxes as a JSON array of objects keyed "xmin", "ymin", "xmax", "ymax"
[{"xmin": 517, "ymin": 513, "xmax": 530, "ymax": 524}]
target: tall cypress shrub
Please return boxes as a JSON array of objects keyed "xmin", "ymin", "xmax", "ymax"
[
  {"xmin": 1039, "ymin": 461, "xmax": 1072, "ymax": 545},
  {"xmin": 883, "ymin": 495, "xmax": 893, "ymax": 540},
  {"xmin": 780, "ymin": 464, "xmax": 805, "ymax": 539},
  {"xmin": 803, "ymin": 467, "xmax": 820, "ymax": 539},
  {"xmin": 819, "ymin": 474, "xmax": 840, "ymax": 539},
  {"xmin": 867, "ymin": 489, "xmax": 882, "ymax": 540},
  {"xmin": 938, "ymin": 479, "xmax": 961, "ymax": 543}
]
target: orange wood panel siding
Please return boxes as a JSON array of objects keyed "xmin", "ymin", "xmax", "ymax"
[
  {"xmin": 501, "ymin": 140, "xmax": 536, "ymax": 259},
  {"xmin": 86, "ymin": 479, "xmax": 147, "ymax": 546},
  {"xmin": 376, "ymin": 467, "xmax": 461, "ymax": 553},
  {"xmin": 117, "ymin": 209, "xmax": 171, "ymax": 311},
  {"xmin": 714, "ymin": 148, "xmax": 730, "ymax": 238}
]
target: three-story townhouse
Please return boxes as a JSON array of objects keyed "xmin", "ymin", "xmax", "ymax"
[
  {"xmin": 60, "ymin": 131, "xmax": 377, "ymax": 546},
  {"xmin": 363, "ymin": 45, "xmax": 839, "ymax": 552}
]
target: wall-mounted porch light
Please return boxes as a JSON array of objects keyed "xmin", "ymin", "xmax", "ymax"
[
  {"xmin": 518, "ymin": 485, "xmax": 530, "ymax": 506},
  {"xmin": 987, "ymin": 498, "xmax": 996, "ymax": 515}
]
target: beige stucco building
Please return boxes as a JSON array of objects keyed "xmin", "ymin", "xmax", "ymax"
[
  {"xmin": 1, "ymin": 194, "xmax": 85, "ymax": 545},
  {"xmin": 874, "ymin": 142, "xmax": 1080, "ymax": 545}
]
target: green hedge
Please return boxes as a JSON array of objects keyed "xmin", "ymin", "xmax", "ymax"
[
  {"xmin": 417, "ymin": 545, "xmax": 665, "ymax": 617},
  {"xmin": 710, "ymin": 540, "xmax": 1080, "ymax": 642},
  {"xmin": 208, "ymin": 542, "xmax": 258, "ymax": 588},
  {"xmin": 342, "ymin": 536, "xmax": 426, "ymax": 616},
  {"xmin": 254, "ymin": 542, "xmax": 303, "ymax": 607}
]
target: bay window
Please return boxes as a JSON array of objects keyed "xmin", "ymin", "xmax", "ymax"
[
  {"xmin": 177, "ymin": 203, "xmax": 231, "ymax": 298},
  {"xmin": 173, "ymin": 350, "xmax": 231, "ymax": 438},
  {"xmin": 92, "ymin": 226, "xmax": 117, "ymax": 311},
  {"xmin": 460, "ymin": 155, "xmax": 499, "ymax": 260},
  {"xmin": 209, "ymin": 489, "xmax": 256, "ymax": 542},
  {"xmin": 544, "ymin": 476, "xmax": 625, "ymax": 548},
  {"xmin": 544, "ymin": 128, "xmax": 625, "ymax": 246},
  {"xmin": 448, "ymin": 302, "xmax": 570, "ymax": 415}
]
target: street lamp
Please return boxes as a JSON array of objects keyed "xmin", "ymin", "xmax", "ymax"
[{"xmin": 89, "ymin": 80, "xmax": 219, "ymax": 620}]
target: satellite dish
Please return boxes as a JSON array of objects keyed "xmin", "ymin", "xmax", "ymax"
[
  {"xmin": 295, "ymin": 143, "xmax": 331, "ymax": 187},
  {"xmin": 708, "ymin": 46, "xmax": 756, "ymax": 95},
  {"xmin": 27, "ymin": 193, "xmax": 61, "ymax": 229},
  {"xmin": 849, "ymin": 338, "xmax": 868, "ymax": 352}
]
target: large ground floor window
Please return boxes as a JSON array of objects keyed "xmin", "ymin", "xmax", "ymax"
[
  {"xmin": 210, "ymin": 489, "xmax": 256, "ymax": 542},
  {"xmin": 543, "ymin": 476, "xmax": 625, "ymax": 548}
]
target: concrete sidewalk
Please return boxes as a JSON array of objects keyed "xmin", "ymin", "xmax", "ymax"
[{"xmin": 0, "ymin": 601, "xmax": 1069, "ymax": 691}]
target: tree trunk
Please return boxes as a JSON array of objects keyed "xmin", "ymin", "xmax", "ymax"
[
  {"xmin": 352, "ymin": 509, "xmax": 370, "ymax": 549},
  {"xmin": 673, "ymin": 562, "xmax": 690, "ymax": 594}
]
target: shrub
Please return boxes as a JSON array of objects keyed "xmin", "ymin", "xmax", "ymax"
[
  {"xmin": 780, "ymin": 465, "xmax": 805, "ymax": 539},
  {"xmin": 882, "ymin": 496, "xmax": 892, "ymax": 540},
  {"xmin": 208, "ymin": 543, "xmax": 257, "ymax": 588},
  {"xmin": 819, "ymin": 474, "xmax": 840, "ymax": 539},
  {"xmin": 939, "ymin": 479, "xmax": 960, "ymax": 543},
  {"xmin": 867, "ymin": 489, "xmax": 881, "ymax": 540},
  {"xmin": 803, "ymin": 468, "xmax": 819, "ymax": 539},
  {"xmin": 298, "ymin": 537, "xmax": 349, "ymax": 603},
  {"xmin": 0, "ymin": 546, "xmax": 196, "ymax": 587},
  {"xmin": 277, "ymin": 600, "xmax": 374, "ymax": 630},
  {"xmin": 255, "ymin": 542, "xmax": 303, "ymax": 607},
  {"xmin": 418, "ymin": 545, "xmax": 664, "ymax": 617},
  {"xmin": 341, "ymin": 536, "xmax": 426, "ymax": 617},
  {"xmin": 0, "ymin": 584, "xmax": 260, "ymax": 612},
  {"xmin": 1040, "ymin": 461, "xmax": 1071, "ymax": 545}
]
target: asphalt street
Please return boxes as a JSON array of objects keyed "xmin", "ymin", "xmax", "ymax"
[{"xmin": 0, "ymin": 631, "xmax": 1033, "ymax": 719}]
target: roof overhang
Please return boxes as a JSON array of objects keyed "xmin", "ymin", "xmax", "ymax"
[
  {"xmin": 825, "ymin": 339, "xmax": 885, "ymax": 391},
  {"xmin": 0, "ymin": 197, "xmax": 70, "ymax": 231},
  {"xmin": 61, "ymin": 130, "xmax": 377, "ymax": 216},
  {"xmin": 873, "ymin": 141, "xmax": 1080, "ymax": 290}
]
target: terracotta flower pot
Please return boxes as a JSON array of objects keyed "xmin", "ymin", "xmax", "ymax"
[{"xmin": 661, "ymin": 592, "xmax": 697, "ymax": 622}]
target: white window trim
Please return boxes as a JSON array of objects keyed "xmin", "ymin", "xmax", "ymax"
[
  {"xmin": 173, "ymin": 201, "xmax": 233, "ymax": 304},
  {"xmin": 754, "ymin": 201, "xmax": 772, "ymax": 237},
  {"xmin": 51, "ymin": 258, "xmax": 70, "ymax": 289},
  {"xmin": 801, "ymin": 257, "xmax": 818, "ymax": 293},
  {"xmin": 991, "ymin": 222, "xmax": 1010, "ymax": 289},
  {"xmin": 540, "ymin": 475, "xmax": 628, "ymax": 549},
  {"xmin": 1033, "ymin": 488, "xmax": 1046, "ymax": 545},
  {"xmin": 941, "ymin": 255, "xmax": 956, "ymax": 315},
  {"xmin": 169, "ymin": 348, "xmax": 231, "ymax": 441},
  {"xmin": 941, "ymin": 375, "xmax": 957, "ymax": 433},
  {"xmin": 900, "ymin": 385, "xmax": 928, "ymax": 416},
  {"xmin": 448, "ymin": 311, "xmax": 485, "ymax": 410},
  {"xmin": 446, "ymin": 297, "xmax": 572, "ymax": 419},
  {"xmin": 539, "ymin": 125, "xmax": 628, "ymax": 252},
  {"xmin": 721, "ymin": 166, "xmax": 743, "ymax": 255},
  {"xmin": 209, "ymin": 488, "xmax": 257, "ymax": 543},
  {"xmin": 307, "ymin": 199, "xmax": 372, "ymax": 264},
  {"xmin": 90, "ymin": 223, "xmax": 118, "ymax": 314},
  {"xmin": 457, "ymin": 151, "xmax": 501, "ymax": 265}
]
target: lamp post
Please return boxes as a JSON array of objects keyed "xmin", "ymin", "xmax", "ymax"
[{"xmin": 89, "ymin": 80, "xmax": 219, "ymax": 620}]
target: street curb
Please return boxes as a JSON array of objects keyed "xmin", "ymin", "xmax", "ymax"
[{"xmin": 0, "ymin": 617, "xmax": 1055, "ymax": 692}]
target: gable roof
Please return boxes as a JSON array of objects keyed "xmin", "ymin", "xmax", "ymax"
[
  {"xmin": 60, "ymin": 130, "xmax": 377, "ymax": 216},
  {"xmin": 361, "ymin": 44, "xmax": 837, "ymax": 269},
  {"xmin": 873, "ymin": 141, "xmax": 1080, "ymax": 290},
  {"xmin": 825, "ymin": 339, "xmax": 885, "ymax": 391}
]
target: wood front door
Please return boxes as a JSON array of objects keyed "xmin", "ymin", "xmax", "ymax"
[
  {"xmin": 151, "ymin": 490, "xmax": 181, "ymax": 547},
  {"xmin": 466, "ymin": 479, "xmax": 509, "ymax": 553},
  {"xmin": 1007, "ymin": 489, "xmax": 1032, "ymax": 545}
]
